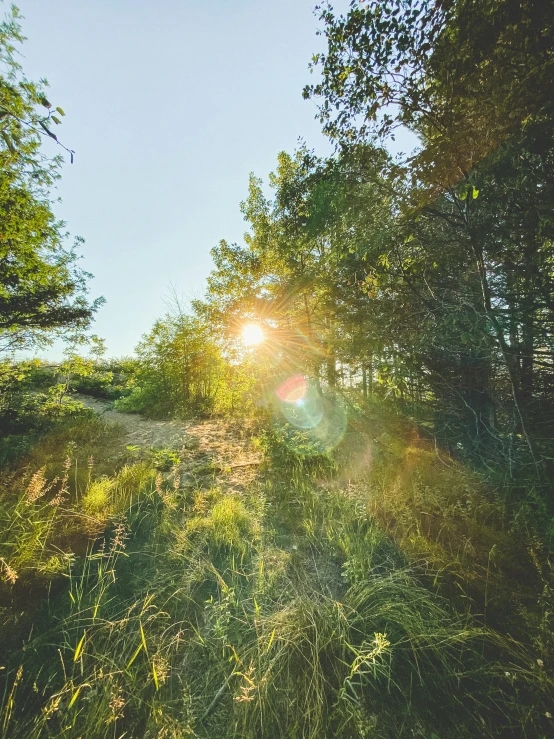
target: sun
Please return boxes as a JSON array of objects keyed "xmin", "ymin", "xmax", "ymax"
[{"xmin": 242, "ymin": 323, "xmax": 265, "ymax": 347}]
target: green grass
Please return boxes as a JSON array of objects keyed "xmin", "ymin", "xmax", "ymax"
[{"xmin": 0, "ymin": 407, "xmax": 553, "ymax": 738}]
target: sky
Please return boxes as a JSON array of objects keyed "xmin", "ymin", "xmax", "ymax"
[{"xmin": 15, "ymin": 0, "xmax": 415, "ymax": 359}]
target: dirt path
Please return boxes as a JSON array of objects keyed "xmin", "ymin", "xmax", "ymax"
[
  {"xmin": 76, "ymin": 394, "xmax": 193, "ymax": 449},
  {"xmin": 77, "ymin": 395, "xmax": 262, "ymax": 491}
]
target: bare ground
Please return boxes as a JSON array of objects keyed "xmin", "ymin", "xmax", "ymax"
[{"xmin": 76, "ymin": 395, "xmax": 263, "ymax": 490}]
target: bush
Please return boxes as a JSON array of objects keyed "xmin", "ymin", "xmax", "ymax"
[
  {"xmin": 114, "ymin": 386, "xmax": 156, "ymax": 415},
  {"xmin": 257, "ymin": 423, "xmax": 339, "ymax": 479}
]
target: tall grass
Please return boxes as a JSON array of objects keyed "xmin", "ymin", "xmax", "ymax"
[{"xmin": 1, "ymin": 408, "xmax": 553, "ymax": 738}]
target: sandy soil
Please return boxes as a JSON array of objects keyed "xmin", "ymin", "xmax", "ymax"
[{"xmin": 76, "ymin": 395, "xmax": 262, "ymax": 491}]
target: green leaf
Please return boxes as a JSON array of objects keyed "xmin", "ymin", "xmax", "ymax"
[
  {"xmin": 472, "ymin": 187, "xmax": 479, "ymax": 199},
  {"xmin": 1, "ymin": 131, "xmax": 15, "ymax": 152},
  {"xmin": 51, "ymin": 115, "xmax": 61, "ymax": 125},
  {"xmin": 68, "ymin": 684, "xmax": 84, "ymax": 709},
  {"xmin": 55, "ymin": 106, "xmax": 65, "ymax": 116},
  {"xmin": 126, "ymin": 642, "xmax": 144, "ymax": 669},
  {"xmin": 73, "ymin": 631, "xmax": 86, "ymax": 662},
  {"xmin": 140, "ymin": 621, "xmax": 149, "ymax": 654}
]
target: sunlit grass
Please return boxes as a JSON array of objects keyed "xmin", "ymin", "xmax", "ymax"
[{"xmin": 0, "ymin": 404, "xmax": 553, "ymax": 738}]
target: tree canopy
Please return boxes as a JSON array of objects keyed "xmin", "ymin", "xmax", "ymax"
[
  {"xmin": 0, "ymin": 5, "xmax": 101, "ymax": 352},
  {"xmin": 305, "ymin": 0, "xmax": 554, "ymax": 189}
]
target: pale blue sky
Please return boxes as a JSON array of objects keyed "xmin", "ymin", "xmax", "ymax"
[{"xmin": 16, "ymin": 0, "xmax": 415, "ymax": 358}]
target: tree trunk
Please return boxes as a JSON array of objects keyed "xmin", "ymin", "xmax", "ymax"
[{"xmin": 470, "ymin": 232, "xmax": 541, "ymax": 469}]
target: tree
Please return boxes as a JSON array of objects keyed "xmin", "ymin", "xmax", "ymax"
[
  {"xmin": 205, "ymin": 145, "xmax": 402, "ymax": 395},
  {"xmin": 305, "ymin": 0, "xmax": 554, "ymax": 190},
  {"xmin": 0, "ymin": 5, "xmax": 101, "ymax": 352},
  {"xmin": 300, "ymin": 0, "xmax": 554, "ymax": 473}
]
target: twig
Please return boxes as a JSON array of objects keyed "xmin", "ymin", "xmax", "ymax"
[{"xmin": 200, "ymin": 672, "xmax": 238, "ymax": 722}]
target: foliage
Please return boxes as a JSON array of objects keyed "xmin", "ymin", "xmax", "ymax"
[
  {"xmin": 0, "ymin": 337, "xmax": 118, "ymax": 452},
  {"xmin": 1, "ymin": 0, "xmax": 554, "ymax": 736},
  {"xmin": 148, "ymin": 446, "xmax": 180, "ymax": 471},
  {"xmin": 296, "ymin": 1, "xmax": 554, "ymax": 482},
  {"xmin": 257, "ymin": 422, "xmax": 339, "ymax": 480},
  {"xmin": 201, "ymin": 125, "xmax": 554, "ymax": 486},
  {"xmin": 115, "ymin": 308, "xmax": 260, "ymax": 419},
  {"xmin": 305, "ymin": 0, "xmax": 554, "ymax": 189},
  {"xmin": 0, "ymin": 6, "xmax": 102, "ymax": 352}
]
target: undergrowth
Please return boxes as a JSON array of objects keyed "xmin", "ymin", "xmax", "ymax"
[{"xmin": 0, "ymin": 405, "xmax": 553, "ymax": 738}]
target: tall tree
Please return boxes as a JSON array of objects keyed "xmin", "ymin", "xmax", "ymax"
[
  {"xmin": 305, "ymin": 0, "xmax": 554, "ymax": 190},
  {"xmin": 0, "ymin": 5, "xmax": 101, "ymax": 352}
]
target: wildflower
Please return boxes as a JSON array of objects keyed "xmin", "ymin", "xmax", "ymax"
[
  {"xmin": 45, "ymin": 476, "xmax": 61, "ymax": 493},
  {"xmin": 170, "ymin": 463, "xmax": 181, "ymax": 490},
  {"xmin": 26, "ymin": 466, "xmax": 47, "ymax": 504},
  {"xmin": 155, "ymin": 472, "xmax": 163, "ymax": 495},
  {"xmin": 235, "ymin": 663, "xmax": 256, "ymax": 702},
  {"xmin": 0, "ymin": 558, "xmax": 18, "ymax": 585},
  {"xmin": 43, "ymin": 695, "xmax": 61, "ymax": 717},
  {"xmin": 545, "ymin": 711, "xmax": 552, "ymax": 719},
  {"xmin": 110, "ymin": 521, "xmax": 128, "ymax": 552},
  {"xmin": 156, "ymin": 472, "xmax": 177, "ymax": 509},
  {"xmin": 152, "ymin": 654, "xmax": 170, "ymax": 685},
  {"xmin": 107, "ymin": 688, "xmax": 125, "ymax": 723},
  {"xmin": 356, "ymin": 633, "xmax": 391, "ymax": 666},
  {"xmin": 49, "ymin": 482, "xmax": 68, "ymax": 507},
  {"xmin": 537, "ymin": 658, "xmax": 544, "ymax": 668},
  {"xmin": 163, "ymin": 491, "xmax": 177, "ymax": 509},
  {"xmin": 371, "ymin": 633, "xmax": 390, "ymax": 654},
  {"xmin": 50, "ymin": 460, "xmax": 71, "ymax": 506}
]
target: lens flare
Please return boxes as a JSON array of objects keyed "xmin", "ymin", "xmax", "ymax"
[
  {"xmin": 242, "ymin": 324, "xmax": 264, "ymax": 346},
  {"xmin": 276, "ymin": 374, "xmax": 307, "ymax": 403},
  {"xmin": 276, "ymin": 375, "xmax": 323, "ymax": 428},
  {"xmin": 274, "ymin": 375, "xmax": 348, "ymax": 454},
  {"xmin": 309, "ymin": 392, "xmax": 348, "ymax": 451}
]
